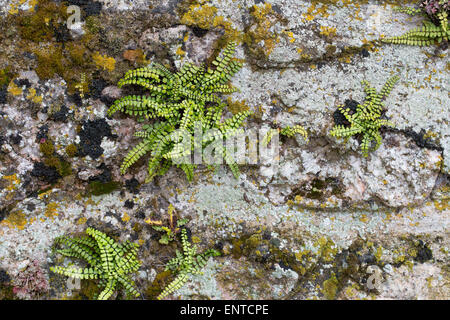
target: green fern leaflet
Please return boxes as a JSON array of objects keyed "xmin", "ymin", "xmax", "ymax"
[
  {"xmin": 50, "ymin": 227, "xmax": 141, "ymax": 300},
  {"xmin": 383, "ymin": 4, "xmax": 449, "ymax": 46},
  {"xmin": 330, "ymin": 76, "xmax": 399, "ymax": 157},
  {"xmin": 157, "ymin": 228, "xmax": 220, "ymax": 300},
  {"xmin": 108, "ymin": 43, "xmax": 251, "ymax": 182}
]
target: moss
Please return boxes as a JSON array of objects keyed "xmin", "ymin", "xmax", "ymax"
[
  {"xmin": 88, "ymin": 181, "xmax": 120, "ymax": 196},
  {"xmin": 16, "ymin": 0, "xmax": 68, "ymax": 43},
  {"xmin": 226, "ymin": 97, "xmax": 251, "ymax": 115},
  {"xmin": 66, "ymin": 42, "xmax": 89, "ymax": 66},
  {"xmin": 34, "ymin": 45, "xmax": 65, "ymax": 80},
  {"xmin": 322, "ymin": 273, "xmax": 339, "ymax": 299},
  {"xmin": 0, "ymin": 67, "xmax": 14, "ymax": 87},
  {"xmin": 244, "ymin": 3, "xmax": 286, "ymax": 59},
  {"xmin": 39, "ymin": 140, "xmax": 55, "ymax": 157},
  {"xmin": 145, "ymin": 270, "xmax": 173, "ymax": 299},
  {"xmin": 65, "ymin": 144, "xmax": 78, "ymax": 158}
]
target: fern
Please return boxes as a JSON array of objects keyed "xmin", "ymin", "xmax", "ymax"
[
  {"xmin": 263, "ymin": 124, "xmax": 308, "ymax": 146},
  {"xmin": 157, "ymin": 228, "xmax": 220, "ymax": 300},
  {"xmin": 384, "ymin": 2, "xmax": 449, "ymax": 46},
  {"xmin": 109, "ymin": 43, "xmax": 251, "ymax": 182},
  {"xmin": 330, "ymin": 76, "xmax": 399, "ymax": 157},
  {"xmin": 50, "ymin": 227, "xmax": 141, "ymax": 300}
]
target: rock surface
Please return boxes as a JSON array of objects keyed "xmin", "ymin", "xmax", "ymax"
[{"xmin": 0, "ymin": 0, "xmax": 448, "ymax": 300}]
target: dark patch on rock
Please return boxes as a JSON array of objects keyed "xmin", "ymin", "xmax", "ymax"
[
  {"xmin": 78, "ymin": 119, "xmax": 115, "ymax": 159},
  {"xmin": 0, "ymin": 86, "xmax": 7, "ymax": 104},
  {"xmin": 191, "ymin": 26, "xmax": 209, "ymax": 38},
  {"xmin": 414, "ymin": 240, "xmax": 433, "ymax": 263},
  {"xmin": 214, "ymin": 241, "xmax": 224, "ymax": 251},
  {"xmin": 89, "ymin": 77, "xmax": 109, "ymax": 100},
  {"xmin": 54, "ymin": 24, "xmax": 72, "ymax": 43},
  {"xmin": 278, "ymin": 261, "xmax": 291, "ymax": 271},
  {"xmin": 125, "ymin": 178, "xmax": 140, "ymax": 194},
  {"xmin": 359, "ymin": 253, "xmax": 376, "ymax": 265},
  {"xmin": 0, "ymin": 207, "xmax": 7, "ymax": 222},
  {"xmin": 30, "ymin": 162, "xmax": 62, "ymax": 184},
  {"xmin": 50, "ymin": 105, "xmax": 69, "ymax": 122},
  {"xmin": 0, "ymin": 269, "xmax": 10, "ymax": 283},
  {"xmin": 36, "ymin": 125, "xmax": 49, "ymax": 142},
  {"xmin": 13, "ymin": 78, "xmax": 31, "ymax": 89},
  {"xmin": 135, "ymin": 211, "xmax": 145, "ymax": 219},
  {"xmin": 397, "ymin": 128, "xmax": 443, "ymax": 151},
  {"xmin": 360, "ymin": 48, "xmax": 370, "ymax": 58},
  {"xmin": 124, "ymin": 199, "xmax": 134, "ymax": 209},
  {"xmin": 8, "ymin": 133, "xmax": 22, "ymax": 145},
  {"xmin": 26, "ymin": 203, "xmax": 36, "ymax": 212},
  {"xmin": 333, "ymin": 99, "xmax": 359, "ymax": 127},
  {"xmin": 89, "ymin": 163, "xmax": 112, "ymax": 183},
  {"xmin": 262, "ymin": 230, "xmax": 272, "ymax": 240},
  {"xmin": 68, "ymin": 93, "xmax": 83, "ymax": 107},
  {"xmin": 65, "ymin": 0, "xmax": 102, "ymax": 17}
]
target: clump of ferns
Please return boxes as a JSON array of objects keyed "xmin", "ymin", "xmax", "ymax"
[
  {"xmin": 50, "ymin": 227, "xmax": 141, "ymax": 300},
  {"xmin": 157, "ymin": 228, "xmax": 220, "ymax": 300},
  {"xmin": 383, "ymin": 0, "xmax": 449, "ymax": 46},
  {"xmin": 108, "ymin": 42, "xmax": 251, "ymax": 182},
  {"xmin": 330, "ymin": 76, "xmax": 399, "ymax": 157},
  {"xmin": 145, "ymin": 204, "xmax": 188, "ymax": 245}
]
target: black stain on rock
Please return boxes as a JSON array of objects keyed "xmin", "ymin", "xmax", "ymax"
[
  {"xmin": 333, "ymin": 99, "xmax": 359, "ymax": 127},
  {"xmin": 8, "ymin": 133, "xmax": 22, "ymax": 145},
  {"xmin": 191, "ymin": 26, "xmax": 209, "ymax": 38},
  {"xmin": 89, "ymin": 77, "xmax": 109, "ymax": 101},
  {"xmin": 0, "ymin": 269, "xmax": 10, "ymax": 284},
  {"xmin": 414, "ymin": 240, "xmax": 433, "ymax": 263},
  {"xmin": 0, "ymin": 86, "xmax": 7, "ymax": 104},
  {"xmin": 30, "ymin": 162, "xmax": 62, "ymax": 184},
  {"xmin": 125, "ymin": 178, "xmax": 140, "ymax": 194},
  {"xmin": 36, "ymin": 125, "xmax": 49, "ymax": 142},
  {"xmin": 124, "ymin": 199, "xmax": 134, "ymax": 209},
  {"xmin": 65, "ymin": 0, "xmax": 102, "ymax": 17},
  {"xmin": 50, "ymin": 105, "xmax": 69, "ymax": 122},
  {"xmin": 89, "ymin": 163, "xmax": 112, "ymax": 183},
  {"xmin": 78, "ymin": 119, "xmax": 116, "ymax": 159}
]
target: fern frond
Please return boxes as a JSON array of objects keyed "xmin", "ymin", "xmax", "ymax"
[
  {"xmin": 50, "ymin": 228, "xmax": 141, "ymax": 300},
  {"xmin": 330, "ymin": 76, "xmax": 399, "ymax": 156},
  {"xmin": 157, "ymin": 229, "xmax": 221, "ymax": 300}
]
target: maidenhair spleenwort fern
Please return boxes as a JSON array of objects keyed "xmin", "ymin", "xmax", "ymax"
[
  {"xmin": 262, "ymin": 125, "xmax": 309, "ymax": 146},
  {"xmin": 157, "ymin": 228, "xmax": 220, "ymax": 300},
  {"xmin": 330, "ymin": 76, "xmax": 399, "ymax": 157},
  {"xmin": 383, "ymin": 1, "xmax": 449, "ymax": 46},
  {"xmin": 108, "ymin": 43, "xmax": 251, "ymax": 182},
  {"xmin": 50, "ymin": 228, "xmax": 141, "ymax": 300}
]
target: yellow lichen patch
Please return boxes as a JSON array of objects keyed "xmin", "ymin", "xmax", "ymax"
[
  {"xmin": 176, "ymin": 46, "xmax": 186, "ymax": 58},
  {"xmin": 226, "ymin": 97, "xmax": 250, "ymax": 115},
  {"xmin": 1, "ymin": 210, "xmax": 27, "ymax": 230},
  {"xmin": 44, "ymin": 202, "xmax": 59, "ymax": 219},
  {"xmin": 180, "ymin": 4, "xmax": 241, "ymax": 44},
  {"xmin": 76, "ymin": 217, "xmax": 87, "ymax": 225},
  {"xmin": 122, "ymin": 212, "xmax": 130, "ymax": 223},
  {"xmin": 2, "ymin": 174, "xmax": 21, "ymax": 201},
  {"xmin": 26, "ymin": 87, "xmax": 43, "ymax": 104},
  {"xmin": 7, "ymin": 81, "xmax": 22, "ymax": 96},
  {"xmin": 320, "ymin": 26, "xmax": 337, "ymax": 38},
  {"xmin": 8, "ymin": 0, "xmax": 29, "ymax": 15},
  {"xmin": 92, "ymin": 52, "xmax": 116, "ymax": 72},
  {"xmin": 359, "ymin": 214, "xmax": 369, "ymax": 223},
  {"xmin": 246, "ymin": 3, "xmax": 281, "ymax": 57},
  {"xmin": 303, "ymin": 1, "xmax": 330, "ymax": 22}
]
